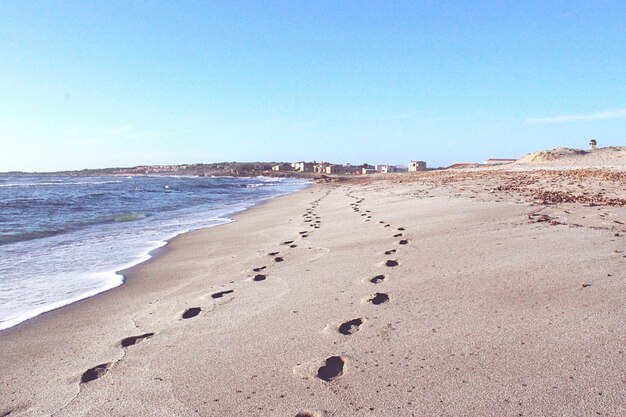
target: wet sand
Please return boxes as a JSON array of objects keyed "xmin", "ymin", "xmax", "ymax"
[{"xmin": 1, "ymin": 170, "xmax": 624, "ymax": 416}]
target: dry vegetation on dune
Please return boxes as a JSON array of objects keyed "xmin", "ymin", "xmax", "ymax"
[
  {"xmin": 493, "ymin": 169, "xmax": 626, "ymax": 206},
  {"xmin": 348, "ymin": 168, "xmax": 626, "ymax": 207},
  {"xmin": 353, "ymin": 146, "xmax": 626, "ymax": 207},
  {"xmin": 340, "ymin": 166, "xmax": 625, "ymax": 237}
]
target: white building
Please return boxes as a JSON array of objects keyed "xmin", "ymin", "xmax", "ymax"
[
  {"xmin": 291, "ymin": 162, "xmax": 314, "ymax": 172},
  {"xmin": 408, "ymin": 160, "xmax": 427, "ymax": 172},
  {"xmin": 376, "ymin": 164, "xmax": 393, "ymax": 173},
  {"xmin": 325, "ymin": 164, "xmax": 350, "ymax": 174},
  {"xmin": 313, "ymin": 163, "xmax": 331, "ymax": 173}
]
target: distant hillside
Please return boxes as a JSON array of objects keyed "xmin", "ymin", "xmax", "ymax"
[{"xmin": 1, "ymin": 162, "xmax": 312, "ymax": 178}]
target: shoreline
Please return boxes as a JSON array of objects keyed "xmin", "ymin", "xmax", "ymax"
[
  {"xmin": 117, "ymin": 182, "xmax": 317, "ymax": 282},
  {"xmin": 1, "ymin": 172, "xmax": 623, "ymax": 416},
  {"xmin": 0, "ymin": 182, "xmax": 312, "ymax": 334}
]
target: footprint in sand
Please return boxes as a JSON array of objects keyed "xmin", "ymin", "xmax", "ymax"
[
  {"xmin": 317, "ymin": 356, "xmax": 345, "ymax": 382},
  {"xmin": 268, "ymin": 252, "xmax": 280, "ymax": 256},
  {"xmin": 211, "ymin": 290, "xmax": 234, "ymax": 298},
  {"xmin": 370, "ymin": 274, "xmax": 386, "ymax": 284},
  {"xmin": 253, "ymin": 274, "xmax": 267, "ymax": 282},
  {"xmin": 289, "ymin": 244, "xmax": 298, "ymax": 248},
  {"xmin": 283, "ymin": 240, "xmax": 294, "ymax": 245},
  {"xmin": 384, "ymin": 249, "xmax": 396, "ymax": 255},
  {"xmin": 295, "ymin": 411, "xmax": 320, "ymax": 417},
  {"xmin": 0, "ymin": 406, "xmax": 30, "ymax": 416},
  {"xmin": 338, "ymin": 318, "xmax": 364, "ymax": 335},
  {"xmin": 81, "ymin": 363, "xmax": 111, "ymax": 384},
  {"xmin": 275, "ymin": 257, "xmax": 284, "ymax": 262},
  {"xmin": 182, "ymin": 307, "xmax": 202, "ymax": 319},
  {"xmin": 393, "ymin": 233, "xmax": 403, "ymax": 238},
  {"xmin": 385, "ymin": 259, "xmax": 399, "ymax": 267},
  {"xmin": 398, "ymin": 239, "xmax": 409, "ymax": 245},
  {"xmin": 397, "ymin": 227, "xmax": 405, "ymax": 231},
  {"xmin": 368, "ymin": 293, "xmax": 390, "ymax": 305},
  {"xmin": 120, "ymin": 333, "xmax": 154, "ymax": 348},
  {"xmin": 252, "ymin": 266, "xmax": 266, "ymax": 272}
]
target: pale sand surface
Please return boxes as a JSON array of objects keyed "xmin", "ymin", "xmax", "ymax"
[
  {"xmin": 514, "ymin": 146, "xmax": 626, "ymax": 169},
  {"xmin": 1, "ymin": 168, "xmax": 625, "ymax": 416}
]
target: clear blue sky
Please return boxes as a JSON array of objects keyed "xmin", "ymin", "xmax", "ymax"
[{"xmin": 1, "ymin": 1, "xmax": 625, "ymax": 171}]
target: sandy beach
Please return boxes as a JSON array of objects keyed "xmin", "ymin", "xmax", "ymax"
[
  {"xmin": 4, "ymin": 0, "xmax": 626, "ymax": 414},
  {"xmin": 1, "ymin": 164, "xmax": 625, "ymax": 416}
]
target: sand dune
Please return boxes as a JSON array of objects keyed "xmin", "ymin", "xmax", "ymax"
[{"xmin": 515, "ymin": 146, "xmax": 626, "ymax": 169}]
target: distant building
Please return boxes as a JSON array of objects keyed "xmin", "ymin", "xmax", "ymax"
[
  {"xmin": 376, "ymin": 164, "xmax": 398, "ymax": 173},
  {"xmin": 251, "ymin": 163, "xmax": 272, "ymax": 170},
  {"xmin": 349, "ymin": 164, "xmax": 372, "ymax": 175},
  {"xmin": 408, "ymin": 160, "xmax": 427, "ymax": 172},
  {"xmin": 325, "ymin": 164, "xmax": 351, "ymax": 174},
  {"xmin": 312, "ymin": 163, "xmax": 328, "ymax": 173},
  {"xmin": 324, "ymin": 165, "xmax": 336, "ymax": 174},
  {"xmin": 291, "ymin": 162, "xmax": 314, "ymax": 173},
  {"xmin": 271, "ymin": 163, "xmax": 293, "ymax": 172},
  {"xmin": 483, "ymin": 158, "xmax": 517, "ymax": 165},
  {"xmin": 361, "ymin": 167, "xmax": 377, "ymax": 175}
]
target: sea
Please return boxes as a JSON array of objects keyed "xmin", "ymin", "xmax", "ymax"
[{"xmin": 0, "ymin": 174, "xmax": 309, "ymax": 331}]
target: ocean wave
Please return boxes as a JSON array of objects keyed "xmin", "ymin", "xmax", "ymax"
[
  {"xmin": 0, "ymin": 228, "xmax": 71, "ymax": 245},
  {"xmin": 254, "ymin": 176, "xmax": 287, "ymax": 182},
  {"xmin": 0, "ymin": 180, "xmax": 124, "ymax": 188},
  {"xmin": 246, "ymin": 183, "xmax": 276, "ymax": 188},
  {"xmin": 112, "ymin": 212, "xmax": 147, "ymax": 222},
  {"xmin": 0, "ymin": 212, "xmax": 149, "ymax": 245},
  {"xmin": 0, "ymin": 175, "xmax": 309, "ymax": 331}
]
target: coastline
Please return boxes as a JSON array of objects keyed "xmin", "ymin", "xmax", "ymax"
[
  {"xmin": 0, "ymin": 181, "xmax": 312, "ymax": 333},
  {"xmin": 1, "ymin": 174, "xmax": 624, "ymax": 416}
]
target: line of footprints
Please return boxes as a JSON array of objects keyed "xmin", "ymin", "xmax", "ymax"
[
  {"xmin": 305, "ymin": 191, "xmax": 410, "ymax": 394},
  {"xmin": 78, "ymin": 190, "xmax": 333, "ymax": 387}
]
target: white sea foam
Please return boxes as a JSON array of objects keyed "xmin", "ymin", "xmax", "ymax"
[{"xmin": 0, "ymin": 176, "xmax": 309, "ymax": 331}]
